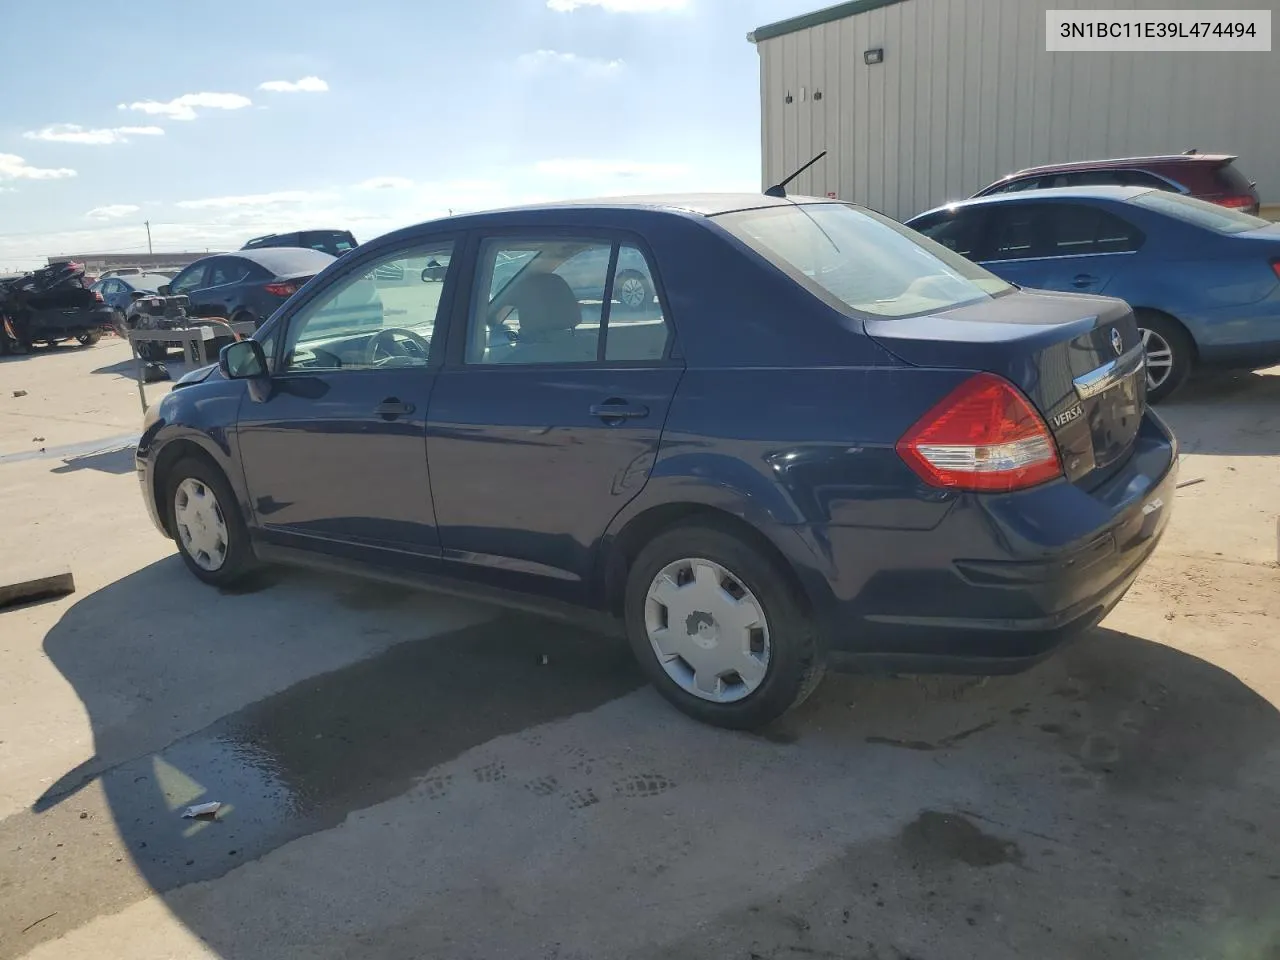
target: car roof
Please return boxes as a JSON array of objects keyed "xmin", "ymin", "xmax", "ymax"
[
  {"xmin": 998, "ymin": 153, "xmax": 1235, "ymax": 180},
  {"xmin": 369, "ymin": 194, "xmax": 841, "ymax": 243},
  {"xmin": 205, "ymin": 248, "xmax": 337, "ymax": 275},
  {"xmin": 909, "ymin": 185, "xmax": 1152, "ymax": 222}
]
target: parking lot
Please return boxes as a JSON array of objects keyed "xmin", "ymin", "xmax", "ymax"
[{"xmin": 2, "ymin": 337, "xmax": 1279, "ymax": 959}]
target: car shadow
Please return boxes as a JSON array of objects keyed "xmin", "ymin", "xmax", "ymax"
[
  {"xmin": 1158, "ymin": 370, "xmax": 1280, "ymax": 456},
  {"xmin": 91, "ymin": 356, "xmax": 141, "ymax": 377},
  {"xmin": 49, "ymin": 444, "xmax": 136, "ymax": 475},
  {"xmin": 12, "ymin": 550, "xmax": 1279, "ymax": 957}
]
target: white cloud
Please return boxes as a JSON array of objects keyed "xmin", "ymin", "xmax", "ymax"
[
  {"xmin": 547, "ymin": 0, "xmax": 687, "ymax": 11},
  {"xmin": 118, "ymin": 92, "xmax": 252, "ymax": 121},
  {"xmin": 176, "ymin": 190, "xmax": 333, "ymax": 210},
  {"xmin": 23, "ymin": 123, "xmax": 164, "ymax": 145},
  {"xmin": 0, "ymin": 153, "xmax": 76, "ymax": 181},
  {"xmin": 357, "ymin": 176, "xmax": 414, "ymax": 190},
  {"xmin": 535, "ymin": 158, "xmax": 689, "ymax": 179},
  {"xmin": 258, "ymin": 76, "xmax": 329, "ymax": 93},
  {"xmin": 516, "ymin": 49, "xmax": 624, "ymax": 76},
  {"xmin": 85, "ymin": 204, "xmax": 141, "ymax": 221}
]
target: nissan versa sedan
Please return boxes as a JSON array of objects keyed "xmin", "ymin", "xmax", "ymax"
[{"xmin": 136, "ymin": 194, "xmax": 1177, "ymax": 729}]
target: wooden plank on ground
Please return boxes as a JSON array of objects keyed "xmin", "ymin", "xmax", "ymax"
[{"xmin": 0, "ymin": 566, "xmax": 75, "ymax": 610}]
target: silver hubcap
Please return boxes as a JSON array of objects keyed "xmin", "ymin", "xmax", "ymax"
[
  {"xmin": 174, "ymin": 477, "xmax": 229, "ymax": 572},
  {"xmin": 1141, "ymin": 327, "xmax": 1174, "ymax": 391},
  {"xmin": 618, "ymin": 276, "xmax": 646, "ymax": 308},
  {"xmin": 644, "ymin": 558, "xmax": 770, "ymax": 703}
]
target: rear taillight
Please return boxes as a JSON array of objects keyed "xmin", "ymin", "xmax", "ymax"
[
  {"xmin": 1271, "ymin": 259, "xmax": 1280, "ymax": 281},
  {"xmin": 896, "ymin": 373, "xmax": 1062, "ymax": 493},
  {"xmin": 264, "ymin": 281, "xmax": 299, "ymax": 297},
  {"xmin": 1217, "ymin": 195, "xmax": 1256, "ymax": 210}
]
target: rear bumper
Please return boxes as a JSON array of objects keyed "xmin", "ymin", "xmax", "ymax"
[{"xmin": 796, "ymin": 410, "xmax": 1177, "ymax": 673}]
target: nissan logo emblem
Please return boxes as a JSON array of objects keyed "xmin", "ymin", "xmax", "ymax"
[{"xmin": 1111, "ymin": 329, "xmax": 1123, "ymax": 356}]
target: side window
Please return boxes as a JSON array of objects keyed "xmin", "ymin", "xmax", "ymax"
[
  {"xmin": 1122, "ymin": 170, "xmax": 1176, "ymax": 191},
  {"xmin": 281, "ymin": 241, "xmax": 454, "ymax": 373},
  {"xmin": 987, "ymin": 205, "xmax": 1050, "ymax": 261},
  {"xmin": 913, "ymin": 212, "xmax": 985, "ymax": 259},
  {"xmin": 208, "ymin": 259, "xmax": 252, "ymax": 286},
  {"xmin": 603, "ymin": 244, "xmax": 669, "ymax": 361},
  {"xmin": 169, "ymin": 264, "xmax": 207, "ymax": 294},
  {"xmin": 468, "ymin": 238, "xmax": 607, "ymax": 365},
  {"xmin": 1045, "ymin": 205, "xmax": 1143, "ymax": 255}
]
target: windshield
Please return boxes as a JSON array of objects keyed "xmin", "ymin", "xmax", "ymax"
[
  {"xmin": 714, "ymin": 202, "xmax": 1011, "ymax": 318},
  {"xmin": 1128, "ymin": 190, "xmax": 1270, "ymax": 234}
]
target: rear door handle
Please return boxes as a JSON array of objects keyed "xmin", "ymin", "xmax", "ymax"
[
  {"xmin": 375, "ymin": 398, "xmax": 415, "ymax": 418},
  {"xmin": 590, "ymin": 400, "xmax": 649, "ymax": 421},
  {"xmin": 1072, "ymin": 274, "xmax": 1098, "ymax": 288}
]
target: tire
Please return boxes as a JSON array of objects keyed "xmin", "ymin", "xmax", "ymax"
[
  {"xmin": 164, "ymin": 456, "xmax": 256, "ymax": 587},
  {"xmin": 76, "ymin": 329, "xmax": 102, "ymax": 347},
  {"xmin": 624, "ymin": 525, "xmax": 826, "ymax": 730},
  {"xmin": 613, "ymin": 270, "xmax": 653, "ymax": 314},
  {"xmin": 1136, "ymin": 310, "xmax": 1192, "ymax": 404},
  {"xmin": 110, "ymin": 309, "xmax": 128, "ymax": 338}
]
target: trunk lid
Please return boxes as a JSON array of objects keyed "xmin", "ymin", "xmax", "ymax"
[{"xmin": 865, "ymin": 289, "xmax": 1146, "ymax": 486}]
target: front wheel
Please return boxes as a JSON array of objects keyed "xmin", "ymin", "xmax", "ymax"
[
  {"xmin": 624, "ymin": 525, "xmax": 826, "ymax": 729},
  {"xmin": 1137, "ymin": 311, "xmax": 1192, "ymax": 404},
  {"xmin": 165, "ymin": 457, "xmax": 256, "ymax": 586}
]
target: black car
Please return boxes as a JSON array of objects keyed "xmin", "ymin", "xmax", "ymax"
[
  {"xmin": 242, "ymin": 229, "xmax": 358, "ymax": 259},
  {"xmin": 91, "ymin": 273, "xmax": 172, "ymax": 335},
  {"xmin": 163, "ymin": 249, "xmax": 336, "ymax": 330}
]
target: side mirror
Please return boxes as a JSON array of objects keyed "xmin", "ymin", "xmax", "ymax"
[
  {"xmin": 157, "ymin": 284, "xmax": 171, "ymax": 296},
  {"xmin": 219, "ymin": 339, "xmax": 268, "ymax": 380}
]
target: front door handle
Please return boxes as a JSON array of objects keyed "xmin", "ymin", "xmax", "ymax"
[
  {"xmin": 1072, "ymin": 274, "xmax": 1098, "ymax": 288},
  {"xmin": 590, "ymin": 400, "xmax": 648, "ymax": 422},
  {"xmin": 375, "ymin": 398, "xmax": 415, "ymax": 419}
]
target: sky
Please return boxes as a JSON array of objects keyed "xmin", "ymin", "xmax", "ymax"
[{"xmin": 0, "ymin": 0, "xmax": 820, "ymax": 271}]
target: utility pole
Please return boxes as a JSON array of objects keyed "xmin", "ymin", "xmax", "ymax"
[{"xmin": 144, "ymin": 220, "xmax": 153, "ymax": 257}]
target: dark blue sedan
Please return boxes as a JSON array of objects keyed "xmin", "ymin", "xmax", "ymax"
[
  {"xmin": 907, "ymin": 187, "xmax": 1280, "ymax": 402},
  {"xmin": 136, "ymin": 194, "xmax": 1177, "ymax": 729}
]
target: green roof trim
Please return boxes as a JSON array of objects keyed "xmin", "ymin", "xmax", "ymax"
[{"xmin": 748, "ymin": 0, "xmax": 909, "ymax": 43}]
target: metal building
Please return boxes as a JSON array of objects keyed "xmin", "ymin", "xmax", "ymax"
[{"xmin": 750, "ymin": 0, "xmax": 1278, "ymax": 221}]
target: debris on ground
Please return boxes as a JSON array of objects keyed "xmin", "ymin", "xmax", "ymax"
[
  {"xmin": 1176, "ymin": 477, "xmax": 1205, "ymax": 489},
  {"xmin": 0, "ymin": 565, "xmax": 75, "ymax": 610},
  {"xmin": 32, "ymin": 436, "xmax": 44, "ymax": 442},
  {"xmin": 12, "ymin": 390, "xmax": 26, "ymax": 397},
  {"xmin": 182, "ymin": 801, "xmax": 222, "ymax": 819}
]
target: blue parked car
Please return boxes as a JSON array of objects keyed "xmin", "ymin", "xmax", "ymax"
[
  {"xmin": 906, "ymin": 186, "xmax": 1280, "ymax": 402},
  {"xmin": 136, "ymin": 194, "xmax": 1177, "ymax": 729}
]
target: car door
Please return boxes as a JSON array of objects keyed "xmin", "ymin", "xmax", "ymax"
[
  {"xmin": 198, "ymin": 256, "xmax": 259, "ymax": 318},
  {"xmin": 234, "ymin": 236, "xmax": 460, "ymax": 568},
  {"xmin": 167, "ymin": 261, "xmax": 210, "ymax": 308},
  {"xmin": 426, "ymin": 232, "xmax": 683, "ymax": 603},
  {"xmin": 1033, "ymin": 203, "xmax": 1144, "ymax": 295}
]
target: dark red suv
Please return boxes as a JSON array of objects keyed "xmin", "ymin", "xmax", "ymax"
[{"xmin": 974, "ymin": 153, "xmax": 1261, "ymax": 214}]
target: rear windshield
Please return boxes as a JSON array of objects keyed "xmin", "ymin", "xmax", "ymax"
[
  {"xmin": 309, "ymin": 231, "xmax": 358, "ymax": 255},
  {"xmin": 1127, "ymin": 190, "xmax": 1269, "ymax": 234},
  {"xmin": 1216, "ymin": 162, "xmax": 1254, "ymax": 194},
  {"xmin": 714, "ymin": 203, "xmax": 1011, "ymax": 318}
]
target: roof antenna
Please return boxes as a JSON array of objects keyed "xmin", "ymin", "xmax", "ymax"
[{"xmin": 764, "ymin": 150, "xmax": 828, "ymax": 198}]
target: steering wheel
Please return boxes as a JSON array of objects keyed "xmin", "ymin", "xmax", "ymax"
[{"xmin": 365, "ymin": 327, "xmax": 431, "ymax": 366}]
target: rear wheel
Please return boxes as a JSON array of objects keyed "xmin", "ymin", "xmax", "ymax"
[
  {"xmin": 1136, "ymin": 310, "xmax": 1192, "ymax": 403},
  {"xmin": 76, "ymin": 329, "xmax": 102, "ymax": 347},
  {"xmin": 165, "ymin": 457, "xmax": 256, "ymax": 586},
  {"xmin": 624, "ymin": 525, "xmax": 826, "ymax": 729}
]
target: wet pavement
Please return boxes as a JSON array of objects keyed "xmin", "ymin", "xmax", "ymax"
[{"xmin": 1, "ymin": 615, "xmax": 639, "ymax": 954}]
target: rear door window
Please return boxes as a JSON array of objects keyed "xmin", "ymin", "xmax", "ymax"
[
  {"xmin": 169, "ymin": 263, "xmax": 209, "ymax": 294},
  {"xmin": 208, "ymin": 258, "xmax": 253, "ymax": 286}
]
